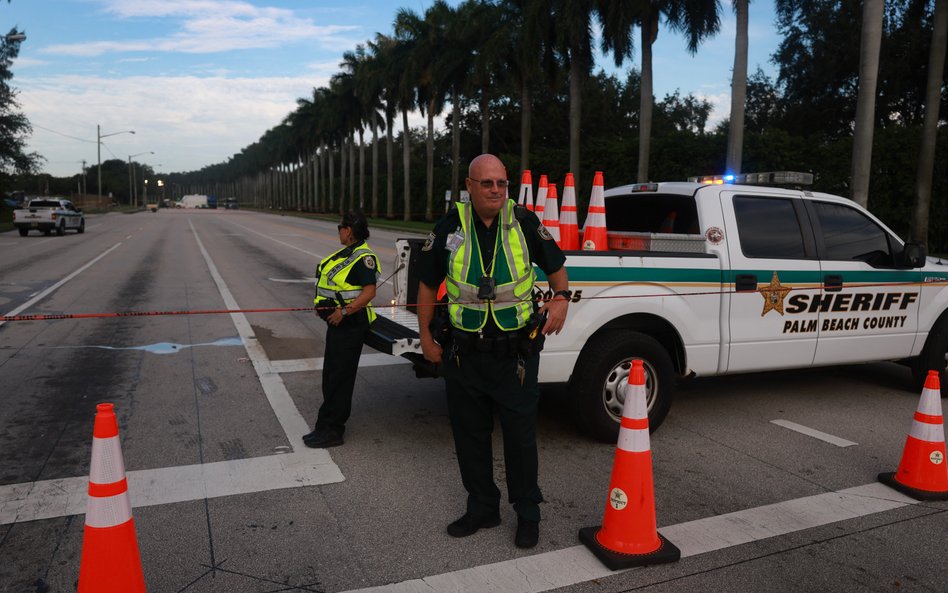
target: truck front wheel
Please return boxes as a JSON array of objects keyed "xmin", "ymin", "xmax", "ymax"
[
  {"xmin": 913, "ymin": 318, "xmax": 948, "ymax": 397},
  {"xmin": 569, "ymin": 331, "xmax": 675, "ymax": 442}
]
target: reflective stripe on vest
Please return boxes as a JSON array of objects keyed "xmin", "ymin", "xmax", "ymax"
[
  {"xmin": 314, "ymin": 243, "xmax": 380, "ymax": 323},
  {"xmin": 446, "ymin": 200, "xmax": 534, "ymax": 331}
]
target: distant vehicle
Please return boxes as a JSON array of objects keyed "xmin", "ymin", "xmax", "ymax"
[
  {"xmin": 224, "ymin": 197, "xmax": 239, "ymax": 210},
  {"xmin": 207, "ymin": 195, "xmax": 218, "ymax": 209},
  {"xmin": 13, "ymin": 198, "xmax": 85, "ymax": 236}
]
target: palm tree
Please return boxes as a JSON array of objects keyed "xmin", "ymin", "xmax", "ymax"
[
  {"xmin": 910, "ymin": 0, "xmax": 947, "ymax": 245},
  {"xmin": 392, "ymin": 10, "xmax": 425, "ymax": 221},
  {"xmin": 367, "ymin": 34, "xmax": 400, "ymax": 219},
  {"xmin": 725, "ymin": 0, "xmax": 749, "ymax": 175},
  {"xmin": 633, "ymin": 0, "xmax": 721, "ymax": 183},
  {"xmin": 550, "ymin": 0, "xmax": 597, "ymax": 192},
  {"xmin": 849, "ymin": 0, "xmax": 884, "ymax": 208}
]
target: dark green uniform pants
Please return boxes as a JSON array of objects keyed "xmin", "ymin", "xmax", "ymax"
[
  {"xmin": 442, "ymin": 348, "xmax": 543, "ymax": 522},
  {"xmin": 316, "ymin": 313, "xmax": 370, "ymax": 436}
]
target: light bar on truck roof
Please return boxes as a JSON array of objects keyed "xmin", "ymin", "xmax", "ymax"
[{"xmin": 687, "ymin": 171, "xmax": 814, "ymax": 186}]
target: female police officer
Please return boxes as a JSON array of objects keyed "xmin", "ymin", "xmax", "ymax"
[{"xmin": 304, "ymin": 210, "xmax": 380, "ymax": 448}]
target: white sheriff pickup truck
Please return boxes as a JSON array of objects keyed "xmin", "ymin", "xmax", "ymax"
[
  {"xmin": 368, "ymin": 172, "xmax": 948, "ymax": 441},
  {"xmin": 12, "ymin": 198, "xmax": 86, "ymax": 236}
]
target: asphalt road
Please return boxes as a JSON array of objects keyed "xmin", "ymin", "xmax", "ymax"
[{"xmin": 0, "ymin": 209, "xmax": 945, "ymax": 593}]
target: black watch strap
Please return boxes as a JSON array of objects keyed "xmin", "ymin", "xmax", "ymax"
[{"xmin": 553, "ymin": 290, "xmax": 572, "ymax": 300}]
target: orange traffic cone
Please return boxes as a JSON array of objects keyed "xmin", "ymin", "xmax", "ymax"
[
  {"xmin": 542, "ymin": 183, "xmax": 561, "ymax": 244},
  {"xmin": 579, "ymin": 360, "xmax": 680, "ymax": 570},
  {"xmin": 878, "ymin": 370, "xmax": 948, "ymax": 500},
  {"xmin": 559, "ymin": 173, "xmax": 580, "ymax": 250},
  {"xmin": 582, "ymin": 171, "xmax": 608, "ymax": 251},
  {"xmin": 535, "ymin": 175, "xmax": 548, "ymax": 220},
  {"xmin": 518, "ymin": 170, "xmax": 534, "ymax": 211},
  {"xmin": 78, "ymin": 403, "xmax": 147, "ymax": 593}
]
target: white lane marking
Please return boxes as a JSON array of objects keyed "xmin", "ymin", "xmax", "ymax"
[
  {"xmin": 0, "ymin": 223, "xmax": 349, "ymax": 526},
  {"xmin": 0, "ymin": 242, "xmax": 122, "ymax": 328},
  {"xmin": 341, "ymin": 482, "xmax": 918, "ymax": 593},
  {"xmin": 229, "ymin": 220, "xmax": 323, "ymax": 259},
  {"xmin": 190, "ymin": 219, "xmax": 312, "ymax": 440},
  {"xmin": 267, "ymin": 353, "xmax": 410, "ymax": 374},
  {"xmin": 770, "ymin": 419, "xmax": 858, "ymax": 447},
  {"xmin": 0, "ymin": 451, "xmax": 343, "ymax": 525},
  {"xmin": 269, "ymin": 277, "xmax": 317, "ymax": 284}
]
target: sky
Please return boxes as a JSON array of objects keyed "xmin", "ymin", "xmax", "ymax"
[{"xmin": 5, "ymin": 0, "xmax": 784, "ymax": 178}]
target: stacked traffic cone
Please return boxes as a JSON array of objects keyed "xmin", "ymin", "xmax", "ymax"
[
  {"xmin": 78, "ymin": 403, "xmax": 147, "ymax": 593},
  {"xmin": 579, "ymin": 360, "xmax": 680, "ymax": 570},
  {"xmin": 535, "ymin": 175, "xmax": 548, "ymax": 220},
  {"xmin": 542, "ymin": 183, "xmax": 561, "ymax": 244},
  {"xmin": 559, "ymin": 173, "xmax": 580, "ymax": 250},
  {"xmin": 582, "ymin": 171, "xmax": 608, "ymax": 251},
  {"xmin": 518, "ymin": 170, "xmax": 534, "ymax": 211},
  {"xmin": 878, "ymin": 370, "xmax": 948, "ymax": 500},
  {"xmin": 658, "ymin": 210, "xmax": 677, "ymax": 233}
]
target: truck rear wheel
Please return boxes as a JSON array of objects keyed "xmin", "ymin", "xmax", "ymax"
[
  {"xmin": 56, "ymin": 221, "xmax": 65, "ymax": 236},
  {"xmin": 18, "ymin": 227, "xmax": 28, "ymax": 237},
  {"xmin": 912, "ymin": 318, "xmax": 948, "ymax": 397},
  {"xmin": 569, "ymin": 331, "xmax": 675, "ymax": 442}
]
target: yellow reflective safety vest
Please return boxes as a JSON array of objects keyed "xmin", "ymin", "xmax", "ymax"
[
  {"xmin": 446, "ymin": 200, "xmax": 535, "ymax": 331},
  {"xmin": 314, "ymin": 242, "xmax": 380, "ymax": 323}
]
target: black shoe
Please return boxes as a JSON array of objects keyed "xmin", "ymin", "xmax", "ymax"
[
  {"xmin": 446, "ymin": 511, "xmax": 501, "ymax": 538},
  {"xmin": 303, "ymin": 429, "xmax": 343, "ymax": 448},
  {"xmin": 514, "ymin": 518, "xmax": 539, "ymax": 549}
]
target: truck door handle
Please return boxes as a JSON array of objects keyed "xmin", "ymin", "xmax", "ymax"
[
  {"xmin": 735, "ymin": 274, "xmax": 758, "ymax": 292},
  {"xmin": 824, "ymin": 274, "xmax": 843, "ymax": 292}
]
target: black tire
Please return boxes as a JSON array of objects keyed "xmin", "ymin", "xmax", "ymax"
[
  {"xmin": 18, "ymin": 227, "xmax": 28, "ymax": 237},
  {"xmin": 77, "ymin": 220, "xmax": 85, "ymax": 234},
  {"xmin": 56, "ymin": 221, "xmax": 65, "ymax": 236},
  {"xmin": 912, "ymin": 318, "xmax": 948, "ymax": 397},
  {"xmin": 569, "ymin": 330, "xmax": 676, "ymax": 442}
]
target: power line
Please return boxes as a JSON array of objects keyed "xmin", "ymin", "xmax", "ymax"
[{"xmin": 31, "ymin": 123, "xmax": 96, "ymax": 143}]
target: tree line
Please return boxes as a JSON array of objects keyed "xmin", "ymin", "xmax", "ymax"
[{"xmin": 5, "ymin": 0, "xmax": 947, "ymax": 250}]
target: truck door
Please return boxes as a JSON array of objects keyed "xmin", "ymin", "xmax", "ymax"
[
  {"xmin": 722, "ymin": 191, "xmax": 823, "ymax": 373},
  {"xmin": 804, "ymin": 199, "xmax": 921, "ymax": 364}
]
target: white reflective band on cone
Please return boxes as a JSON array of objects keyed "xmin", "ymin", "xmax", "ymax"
[
  {"xmin": 85, "ymin": 492, "xmax": 133, "ymax": 528},
  {"xmin": 909, "ymin": 422, "xmax": 946, "ymax": 443},
  {"xmin": 918, "ymin": 390, "xmax": 944, "ymax": 416},
  {"xmin": 617, "ymin": 427, "xmax": 650, "ymax": 453},
  {"xmin": 621, "ymin": 385, "xmax": 648, "ymax": 421},
  {"xmin": 90, "ymin": 436, "xmax": 126, "ymax": 484}
]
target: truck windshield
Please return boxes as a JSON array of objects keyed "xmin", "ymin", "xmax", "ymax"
[{"xmin": 29, "ymin": 201, "xmax": 61, "ymax": 208}]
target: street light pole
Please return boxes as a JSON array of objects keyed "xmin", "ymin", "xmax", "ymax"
[
  {"xmin": 97, "ymin": 125, "xmax": 135, "ymax": 203},
  {"xmin": 128, "ymin": 151, "xmax": 154, "ymax": 208}
]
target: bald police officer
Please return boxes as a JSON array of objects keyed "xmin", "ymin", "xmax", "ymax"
[{"xmin": 417, "ymin": 154, "xmax": 570, "ymax": 549}]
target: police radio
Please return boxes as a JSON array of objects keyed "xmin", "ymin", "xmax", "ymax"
[{"xmin": 477, "ymin": 276, "xmax": 496, "ymax": 301}]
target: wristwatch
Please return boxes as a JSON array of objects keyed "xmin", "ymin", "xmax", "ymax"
[
  {"xmin": 553, "ymin": 290, "xmax": 572, "ymax": 300},
  {"xmin": 340, "ymin": 306, "xmax": 348, "ymax": 317}
]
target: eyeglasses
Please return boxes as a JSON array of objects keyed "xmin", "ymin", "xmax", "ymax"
[
  {"xmin": 469, "ymin": 177, "xmax": 509, "ymax": 190},
  {"xmin": 337, "ymin": 224, "xmax": 349, "ymax": 230}
]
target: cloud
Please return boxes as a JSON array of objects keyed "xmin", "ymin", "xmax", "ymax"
[
  {"xmin": 40, "ymin": 0, "xmax": 359, "ymax": 57},
  {"xmin": 20, "ymin": 73, "xmax": 327, "ymax": 175}
]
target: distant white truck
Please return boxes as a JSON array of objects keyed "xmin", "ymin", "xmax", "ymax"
[{"xmin": 12, "ymin": 198, "xmax": 85, "ymax": 236}]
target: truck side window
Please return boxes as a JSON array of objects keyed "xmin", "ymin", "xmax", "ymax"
[
  {"xmin": 812, "ymin": 202, "xmax": 894, "ymax": 266},
  {"xmin": 733, "ymin": 196, "xmax": 807, "ymax": 259}
]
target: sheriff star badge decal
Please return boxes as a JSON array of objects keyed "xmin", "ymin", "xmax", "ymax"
[{"xmin": 759, "ymin": 271, "xmax": 792, "ymax": 316}]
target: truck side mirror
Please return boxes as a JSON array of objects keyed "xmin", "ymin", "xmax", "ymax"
[{"xmin": 900, "ymin": 241, "xmax": 927, "ymax": 268}]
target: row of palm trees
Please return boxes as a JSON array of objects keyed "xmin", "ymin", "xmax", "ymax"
[{"xmin": 186, "ymin": 0, "xmax": 944, "ymax": 240}]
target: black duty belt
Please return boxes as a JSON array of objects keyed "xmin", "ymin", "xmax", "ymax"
[{"xmin": 449, "ymin": 328, "xmax": 543, "ymax": 358}]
